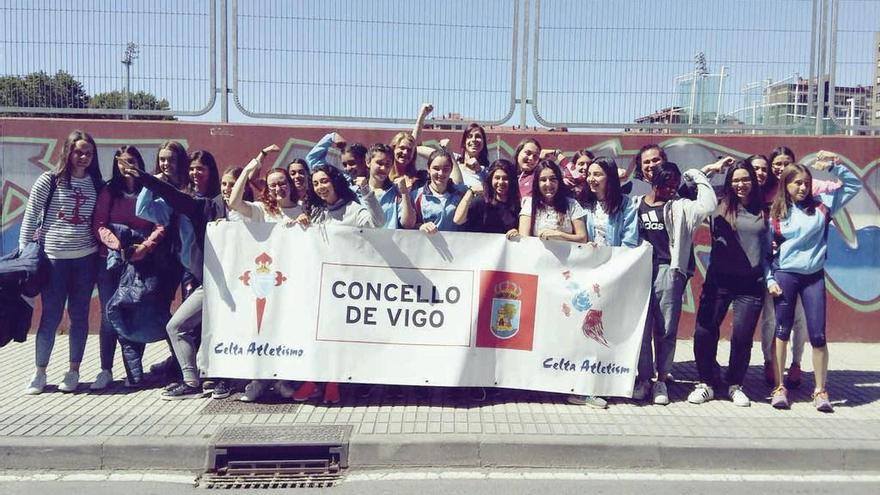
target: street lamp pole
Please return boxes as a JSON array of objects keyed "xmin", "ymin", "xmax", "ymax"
[{"xmin": 121, "ymin": 42, "xmax": 139, "ymax": 120}]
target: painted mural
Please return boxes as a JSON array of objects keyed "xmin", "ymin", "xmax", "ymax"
[{"xmin": 1, "ymin": 118, "xmax": 877, "ymax": 341}]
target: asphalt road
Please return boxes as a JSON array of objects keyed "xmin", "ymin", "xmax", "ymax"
[{"xmin": 2, "ymin": 470, "xmax": 880, "ymax": 494}]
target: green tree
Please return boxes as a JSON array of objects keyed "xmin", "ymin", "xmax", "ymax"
[
  {"xmin": 0, "ymin": 70, "xmax": 89, "ymax": 117},
  {"xmin": 89, "ymin": 90, "xmax": 175, "ymax": 120}
]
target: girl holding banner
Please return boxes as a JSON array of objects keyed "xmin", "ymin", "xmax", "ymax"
[
  {"xmin": 519, "ymin": 160, "xmax": 587, "ymax": 243},
  {"xmin": 566, "ymin": 156, "xmax": 638, "ymax": 409},
  {"xmin": 454, "ymin": 159, "xmax": 521, "ymax": 238},
  {"xmin": 292, "ymin": 164, "xmax": 381, "ymax": 404}
]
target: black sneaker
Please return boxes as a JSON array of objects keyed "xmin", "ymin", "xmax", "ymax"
[
  {"xmin": 161, "ymin": 382, "xmax": 205, "ymax": 400},
  {"xmin": 211, "ymin": 380, "xmax": 231, "ymax": 399}
]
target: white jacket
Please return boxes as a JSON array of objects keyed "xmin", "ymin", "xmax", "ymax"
[{"xmin": 632, "ymin": 169, "xmax": 717, "ymax": 276}]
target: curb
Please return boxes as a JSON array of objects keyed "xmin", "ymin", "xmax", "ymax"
[
  {"xmin": 349, "ymin": 434, "xmax": 880, "ymax": 471},
  {"xmin": 0, "ymin": 436, "xmax": 209, "ymax": 471},
  {"xmin": 4, "ymin": 433, "xmax": 878, "ymax": 472}
]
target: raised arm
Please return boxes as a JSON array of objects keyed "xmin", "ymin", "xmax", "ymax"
[
  {"xmin": 229, "ymin": 145, "xmax": 280, "ymax": 219},
  {"xmin": 305, "ymin": 132, "xmax": 340, "ymax": 170},
  {"xmin": 814, "ymin": 150, "xmax": 862, "ymax": 214},
  {"xmin": 411, "ymin": 103, "xmax": 433, "ymax": 146}
]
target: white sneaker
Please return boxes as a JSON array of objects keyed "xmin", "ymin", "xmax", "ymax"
[
  {"xmin": 58, "ymin": 371, "xmax": 80, "ymax": 393},
  {"xmin": 567, "ymin": 394, "xmax": 609, "ymax": 409},
  {"xmin": 239, "ymin": 380, "xmax": 267, "ymax": 402},
  {"xmin": 687, "ymin": 383, "xmax": 714, "ymax": 404},
  {"xmin": 89, "ymin": 370, "xmax": 113, "ymax": 390},
  {"xmin": 652, "ymin": 381, "xmax": 670, "ymax": 405},
  {"xmin": 24, "ymin": 371, "xmax": 47, "ymax": 395},
  {"xmin": 728, "ymin": 385, "xmax": 751, "ymax": 407},
  {"xmin": 632, "ymin": 380, "xmax": 651, "ymax": 401}
]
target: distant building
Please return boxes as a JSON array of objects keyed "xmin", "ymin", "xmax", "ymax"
[
  {"xmin": 873, "ymin": 32, "xmax": 880, "ymax": 131},
  {"xmin": 734, "ymin": 74, "xmax": 874, "ymax": 134}
]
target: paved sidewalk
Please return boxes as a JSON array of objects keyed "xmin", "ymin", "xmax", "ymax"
[{"xmin": 2, "ymin": 338, "xmax": 879, "ymax": 472}]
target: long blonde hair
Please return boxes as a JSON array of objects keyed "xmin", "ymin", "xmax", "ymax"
[
  {"xmin": 770, "ymin": 163, "xmax": 816, "ymax": 220},
  {"xmin": 389, "ymin": 131, "xmax": 416, "ymax": 179}
]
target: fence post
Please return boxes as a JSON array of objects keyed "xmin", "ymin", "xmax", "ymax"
[
  {"xmin": 520, "ymin": 0, "xmax": 531, "ymax": 129},
  {"xmin": 815, "ymin": 0, "xmax": 829, "ymax": 135},
  {"xmin": 220, "ymin": 0, "xmax": 229, "ymax": 123}
]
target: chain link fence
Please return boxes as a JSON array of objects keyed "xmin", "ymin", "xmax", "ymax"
[
  {"xmin": 828, "ymin": 0, "xmax": 880, "ymax": 131},
  {"xmin": 1, "ymin": 0, "xmax": 877, "ymax": 133},
  {"xmin": 0, "ymin": 0, "xmax": 215, "ymax": 118},
  {"xmin": 232, "ymin": 0, "xmax": 519, "ymax": 125},
  {"xmin": 531, "ymin": 0, "xmax": 822, "ymax": 132}
]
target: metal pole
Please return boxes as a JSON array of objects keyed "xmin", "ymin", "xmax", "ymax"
[
  {"xmin": 827, "ymin": 0, "xmax": 839, "ymax": 131},
  {"xmin": 220, "ymin": 0, "xmax": 228, "ymax": 122},
  {"xmin": 815, "ymin": 0, "xmax": 828, "ymax": 135},
  {"xmin": 715, "ymin": 66, "xmax": 726, "ymax": 130},
  {"xmin": 124, "ymin": 63, "xmax": 130, "ymax": 121},
  {"xmin": 808, "ymin": 0, "xmax": 818, "ymax": 119},
  {"xmin": 521, "ymin": 0, "xmax": 531, "ymax": 129}
]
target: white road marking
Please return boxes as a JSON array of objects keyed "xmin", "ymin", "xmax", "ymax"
[{"xmin": 344, "ymin": 470, "xmax": 880, "ymax": 483}]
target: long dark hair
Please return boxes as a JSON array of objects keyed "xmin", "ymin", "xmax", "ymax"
[
  {"xmin": 632, "ymin": 143, "xmax": 667, "ymax": 181},
  {"xmin": 719, "ymin": 161, "xmax": 763, "ymax": 229},
  {"xmin": 514, "ymin": 137, "xmax": 542, "ymax": 174},
  {"xmin": 459, "ymin": 123, "xmax": 489, "ymax": 169},
  {"xmin": 153, "ymin": 141, "xmax": 189, "ymax": 189},
  {"xmin": 530, "ymin": 159, "xmax": 570, "ymax": 216},
  {"xmin": 55, "ymin": 129, "xmax": 103, "ymax": 191},
  {"xmin": 578, "ymin": 156, "xmax": 624, "ymax": 216},
  {"xmin": 311, "ymin": 164, "xmax": 357, "ymax": 207},
  {"xmin": 483, "ymin": 159, "xmax": 520, "ymax": 211},
  {"xmin": 745, "ymin": 153, "xmax": 774, "ymax": 192},
  {"xmin": 107, "ymin": 145, "xmax": 145, "ymax": 198},
  {"xmin": 187, "ymin": 150, "xmax": 221, "ymax": 198}
]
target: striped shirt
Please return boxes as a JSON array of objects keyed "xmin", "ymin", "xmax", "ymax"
[{"xmin": 18, "ymin": 172, "xmax": 99, "ymax": 259}]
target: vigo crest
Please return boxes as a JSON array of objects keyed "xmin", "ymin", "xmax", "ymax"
[
  {"xmin": 239, "ymin": 252, "xmax": 287, "ymax": 333},
  {"xmin": 561, "ymin": 271, "xmax": 608, "ymax": 347},
  {"xmin": 490, "ymin": 281, "xmax": 522, "ymax": 340}
]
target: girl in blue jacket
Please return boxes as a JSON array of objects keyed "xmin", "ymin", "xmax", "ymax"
[{"xmin": 767, "ymin": 151, "xmax": 862, "ymax": 412}]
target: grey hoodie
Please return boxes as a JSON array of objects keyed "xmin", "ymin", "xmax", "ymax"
[{"xmin": 632, "ymin": 169, "xmax": 717, "ymax": 276}]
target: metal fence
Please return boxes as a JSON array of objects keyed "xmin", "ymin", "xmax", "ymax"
[
  {"xmin": 231, "ymin": 0, "xmax": 519, "ymax": 125},
  {"xmin": 828, "ymin": 0, "xmax": 880, "ymax": 131},
  {"xmin": 1, "ymin": 0, "xmax": 878, "ymax": 133},
  {"xmin": 531, "ymin": 0, "xmax": 821, "ymax": 132},
  {"xmin": 0, "ymin": 0, "xmax": 215, "ymax": 118}
]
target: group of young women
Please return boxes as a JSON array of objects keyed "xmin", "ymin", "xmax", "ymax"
[{"xmin": 18, "ymin": 112, "xmax": 861, "ymax": 412}]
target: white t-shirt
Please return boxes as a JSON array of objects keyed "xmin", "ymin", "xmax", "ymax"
[
  {"xmin": 591, "ymin": 202, "xmax": 610, "ymax": 246},
  {"xmin": 520, "ymin": 197, "xmax": 586, "ymax": 235},
  {"xmin": 249, "ymin": 201, "xmax": 304, "ymax": 223}
]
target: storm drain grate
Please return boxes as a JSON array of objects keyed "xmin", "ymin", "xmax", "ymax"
[
  {"xmin": 199, "ymin": 393, "xmax": 302, "ymax": 414},
  {"xmin": 204, "ymin": 425, "xmax": 352, "ymax": 489}
]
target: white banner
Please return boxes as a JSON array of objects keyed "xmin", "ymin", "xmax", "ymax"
[{"xmin": 201, "ymin": 222, "xmax": 652, "ymax": 397}]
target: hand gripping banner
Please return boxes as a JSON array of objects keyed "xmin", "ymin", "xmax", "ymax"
[{"xmin": 201, "ymin": 223, "xmax": 652, "ymax": 397}]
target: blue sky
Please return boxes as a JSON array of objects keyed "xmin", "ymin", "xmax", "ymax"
[{"xmin": 1, "ymin": 0, "xmax": 878, "ymax": 128}]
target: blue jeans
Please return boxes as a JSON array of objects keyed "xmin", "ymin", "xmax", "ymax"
[
  {"xmin": 693, "ymin": 271, "xmax": 764, "ymax": 386},
  {"xmin": 774, "ymin": 270, "xmax": 827, "ymax": 348},
  {"xmin": 96, "ymin": 260, "xmax": 118, "ymax": 371},
  {"xmin": 35, "ymin": 254, "xmax": 99, "ymax": 368},
  {"xmin": 637, "ymin": 264, "xmax": 687, "ymax": 382}
]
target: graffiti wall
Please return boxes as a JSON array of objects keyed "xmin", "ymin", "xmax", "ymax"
[{"xmin": 1, "ymin": 118, "xmax": 878, "ymax": 341}]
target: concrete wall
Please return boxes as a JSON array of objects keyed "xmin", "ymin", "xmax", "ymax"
[{"xmin": 2, "ymin": 118, "xmax": 878, "ymax": 342}]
